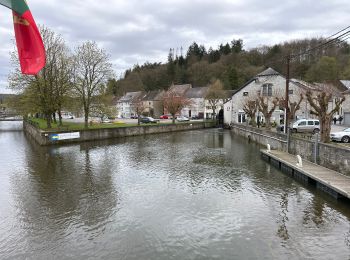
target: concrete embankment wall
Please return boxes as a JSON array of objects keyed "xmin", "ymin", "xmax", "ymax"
[
  {"xmin": 230, "ymin": 124, "xmax": 288, "ymax": 151},
  {"xmin": 230, "ymin": 123, "xmax": 350, "ymax": 176},
  {"xmin": 23, "ymin": 121, "xmax": 215, "ymax": 146}
]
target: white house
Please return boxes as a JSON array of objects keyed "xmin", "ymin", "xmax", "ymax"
[
  {"xmin": 116, "ymin": 91, "xmax": 144, "ymax": 118},
  {"xmin": 181, "ymin": 86, "xmax": 209, "ymax": 118},
  {"xmin": 224, "ymin": 67, "xmax": 314, "ymax": 125},
  {"xmin": 339, "ymin": 80, "xmax": 350, "ymax": 125},
  {"xmin": 141, "ymin": 90, "xmax": 164, "ymax": 118}
]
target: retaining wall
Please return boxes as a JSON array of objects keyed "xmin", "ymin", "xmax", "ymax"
[
  {"xmin": 230, "ymin": 124, "xmax": 288, "ymax": 151},
  {"xmin": 23, "ymin": 121, "xmax": 215, "ymax": 146},
  {"xmin": 230, "ymin": 123, "xmax": 350, "ymax": 176}
]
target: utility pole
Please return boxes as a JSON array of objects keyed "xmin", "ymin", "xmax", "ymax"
[{"xmin": 284, "ymin": 55, "xmax": 290, "ymax": 134}]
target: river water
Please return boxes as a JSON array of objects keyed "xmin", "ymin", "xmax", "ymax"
[{"xmin": 1, "ymin": 121, "xmax": 350, "ymax": 259}]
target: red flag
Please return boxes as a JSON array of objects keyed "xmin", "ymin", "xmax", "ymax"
[
  {"xmin": 0, "ymin": 1, "xmax": 45, "ymax": 74},
  {"xmin": 13, "ymin": 10, "xmax": 45, "ymax": 75}
]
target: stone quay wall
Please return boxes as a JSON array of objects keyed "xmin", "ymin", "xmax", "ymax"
[
  {"xmin": 230, "ymin": 123, "xmax": 350, "ymax": 176},
  {"xmin": 23, "ymin": 121, "xmax": 215, "ymax": 146}
]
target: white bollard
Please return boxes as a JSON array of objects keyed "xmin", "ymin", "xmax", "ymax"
[
  {"xmin": 267, "ymin": 144, "xmax": 271, "ymax": 153},
  {"xmin": 296, "ymin": 155, "xmax": 303, "ymax": 167}
]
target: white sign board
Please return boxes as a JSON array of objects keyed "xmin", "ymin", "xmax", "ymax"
[{"xmin": 50, "ymin": 132, "xmax": 80, "ymax": 141}]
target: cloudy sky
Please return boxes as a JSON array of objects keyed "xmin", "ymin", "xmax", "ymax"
[{"xmin": 0, "ymin": 0, "xmax": 349, "ymax": 93}]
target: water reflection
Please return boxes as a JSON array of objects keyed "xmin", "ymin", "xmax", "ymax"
[
  {"xmin": 7, "ymin": 135, "xmax": 119, "ymax": 258},
  {"xmin": 276, "ymin": 192, "xmax": 290, "ymax": 241},
  {"xmin": 1, "ymin": 124, "xmax": 350, "ymax": 259}
]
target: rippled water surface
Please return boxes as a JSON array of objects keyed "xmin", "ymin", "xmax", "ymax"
[{"xmin": 1, "ymin": 121, "xmax": 350, "ymax": 259}]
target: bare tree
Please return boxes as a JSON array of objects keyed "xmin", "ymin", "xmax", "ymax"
[
  {"xmin": 163, "ymin": 90, "xmax": 191, "ymax": 124},
  {"xmin": 53, "ymin": 47, "xmax": 74, "ymax": 126},
  {"xmin": 72, "ymin": 41, "xmax": 114, "ymax": 128},
  {"xmin": 90, "ymin": 93, "xmax": 117, "ymax": 122},
  {"xmin": 9, "ymin": 26, "xmax": 72, "ymax": 128},
  {"xmin": 306, "ymin": 84, "xmax": 345, "ymax": 142},
  {"xmin": 242, "ymin": 99, "xmax": 258, "ymax": 126},
  {"xmin": 256, "ymin": 95, "xmax": 280, "ymax": 130},
  {"xmin": 205, "ymin": 79, "xmax": 227, "ymax": 119},
  {"xmin": 280, "ymin": 89, "xmax": 304, "ymax": 122},
  {"xmin": 131, "ymin": 96, "xmax": 147, "ymax": 125}
]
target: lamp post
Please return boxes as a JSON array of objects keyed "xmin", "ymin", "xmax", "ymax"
[{"xmin": 284, "ymin": 55, "xmax": 290, "ymax": 134}]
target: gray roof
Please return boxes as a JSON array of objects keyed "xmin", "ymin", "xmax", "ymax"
[
  {"xmin": 184, "ymin": 87, "xmax": 209, "ymax": 98},
  {"xmin": 313, "ymin": 82, "xmax": 346, "ymax": 95},
  {"xmin": 168, "ymin": 84, "xmax": 192, "ymax": 95},
  {"xmin": 142, "ymin": 90, "xmax": 164, "ymax": 101},
  {"xmin": 256, "ymin": 67, "xmax": 280, "ymax": 77},
  {"xmin": 340, "ymin": 80, "xmax": 350, "ymax": 90},
  {"xmin": 290, "ymin": 78, "xmax": 317, "ymax": 91},
  {"xmin": 118, "ymin": 91, "xmax": 144, "ymax": 102},
  {"xmin": 229, "ymin": 67, "xmax": 281, "ymax": 96}
]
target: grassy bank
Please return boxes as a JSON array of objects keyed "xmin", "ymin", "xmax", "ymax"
[{"xmin": 27, "ymin": 118, "xmax": 201, "ymax": 132}]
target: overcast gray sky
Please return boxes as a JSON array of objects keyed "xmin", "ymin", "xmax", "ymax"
[{"xmin": 0, "ymin": 0, "xmax": 349, "ymax": 93}]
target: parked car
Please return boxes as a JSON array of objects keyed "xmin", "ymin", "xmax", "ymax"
[
  {"xmin": 101, "ymin": 118, "xmax": 111, "ymax": 123},
  {"xmin": 160, "ymin": 114, "xmax": 172, "ymax": 119},
  {"xmin": 140, "ymin": 116, "xmax": 159, "ymax": 124},
  {"xmin": 160, "ymin": 114, "xmax": 168, "ymax": 119},
  {"xmin": 330, "ymin": 128, "xmax": 350, "ymax": 143},
  {"xmin": 291, "ymin": 119, "xmax": 320, "ymax": 133},
  {"xmin": 59, "ymin": 112, "xmax": 74, "ymax": 119},
  {"xmin": 176, "ymin": 116, "xmax": 190, "ymax": 122}
]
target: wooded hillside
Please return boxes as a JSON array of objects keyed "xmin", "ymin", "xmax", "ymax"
[{"xmin": 107, "ymin": 38, "xmax": 350, "ymax": 96}]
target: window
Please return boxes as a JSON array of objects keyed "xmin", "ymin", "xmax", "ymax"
[
  {"xmin": 307, "ymin": 121, "xmax": 314, "ymax": 125},
  {"xmin": 262, "ymin": 84, "xmax": 273, "ymax": 96},
  {"xmin": 314, "ymin": 121, "xmax": 320, "ymax": 126},
  {"xmin": 298, "ymin": 121, "xmax": 306, "ymax": 126}
]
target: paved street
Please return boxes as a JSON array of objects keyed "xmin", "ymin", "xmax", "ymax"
[{"xmin": 331, "ymin": 123, "xmax": 349, "ymax": 133}]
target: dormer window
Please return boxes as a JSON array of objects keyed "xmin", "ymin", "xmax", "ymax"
[{"xmin": 262, "ymin": 83, "xmax": 273, "ymax": 96}]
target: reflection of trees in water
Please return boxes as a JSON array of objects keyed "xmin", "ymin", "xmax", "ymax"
[
  {"xmin": 204, "ymin": 130, "xmax": 225, "ymax": 149},
  {"xmin": 302, "ymin": 195, "xmax": 326, "ymax": 228},
  {"xmin": 11, "ymin": 137, "xmax": 119, "ymax": 241},
  {"xmin": 276, "ymin": 192, "xmax": 290, "ymax": 242}
]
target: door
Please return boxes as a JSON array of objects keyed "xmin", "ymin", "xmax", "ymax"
[
  {"xmin": 306, "ymin": 120, "xmax": 314, "ymax": 132},
  {"xmin": 297, "ymin": 120, "xmax": 307, "ymax": 132},
  {"xmin": 238, "ymin": 113, "xmax": 245, "ymax": 123}
]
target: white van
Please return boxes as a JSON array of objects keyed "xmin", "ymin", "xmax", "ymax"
[
  {"xmin": 60, "ymin": 111, "xmax": 74, "ymax": 119},
  {"xmin": 292, "ymin": 119, "xmax": 320, "ymax": 133}
]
